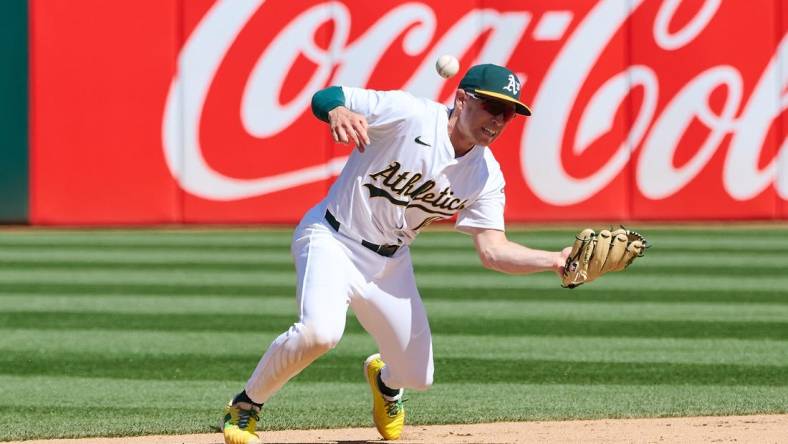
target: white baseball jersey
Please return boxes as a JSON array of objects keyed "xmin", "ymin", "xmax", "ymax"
[{"xmin": 323, "ymin": 87, "xmax": 507, "ymax": 246}]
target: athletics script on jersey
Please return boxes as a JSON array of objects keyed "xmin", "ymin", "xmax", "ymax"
[
  {"xmin": 366, "ymin": 161, "xmax": 468, "ymax": 230},
  {"xmin": 29, "ymin": 1, "xmax": 788, "ymax": 223}
]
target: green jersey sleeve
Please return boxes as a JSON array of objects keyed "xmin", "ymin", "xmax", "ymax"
[{"xmin": 311, "ymin": 86, "xmax": 346, "ymax": 122}]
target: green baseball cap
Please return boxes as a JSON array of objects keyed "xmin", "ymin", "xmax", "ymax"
[{"xmin": 458, "ymin": 64, "xmax": 531, "ymax": 116}]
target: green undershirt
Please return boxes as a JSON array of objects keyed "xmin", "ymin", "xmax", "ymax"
[{"xmin": 311, "ymin": 86, "xmax": 345, "ymax": 122}]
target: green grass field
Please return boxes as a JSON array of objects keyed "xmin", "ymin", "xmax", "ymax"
[{"xmin": 0, "ymin": 226, "xmax": 787, "ymax": 441}]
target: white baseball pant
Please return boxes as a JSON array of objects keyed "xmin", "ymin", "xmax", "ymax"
[{"xmin": 244, "ymin": 204, "xmax": 434, "ymax": 403}]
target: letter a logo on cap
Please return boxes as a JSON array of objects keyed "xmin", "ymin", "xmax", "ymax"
[
  {"xmin": 504, "ymin": 74, "xmax": 520, "ymax": 95},
  {"xmin": 458, "ymin": 64, "xmax": 531, "ymax": 116}
]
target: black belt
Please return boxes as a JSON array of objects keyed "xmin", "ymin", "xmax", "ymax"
[{"xmin": 324, "ymin": 210, "xmax": 400, "ymax": 257}]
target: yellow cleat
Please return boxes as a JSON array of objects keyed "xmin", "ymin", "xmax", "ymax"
[
  {"xmin": 364, "ymin": 353, "xmax": 405, "ymax": 440},
  {"xmin": 221, "ymin": 401, "xmax": 262, "ymax": 444}
]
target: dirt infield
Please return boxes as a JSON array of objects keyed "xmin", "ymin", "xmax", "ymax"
[{"xmin": 7, "ymin": 414, "xmax": 787, "ymax": 444}]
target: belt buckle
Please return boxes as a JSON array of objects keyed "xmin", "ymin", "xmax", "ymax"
[{"xmin": 378, "ymin": 244, "xmax": 399, "ymax": 257}]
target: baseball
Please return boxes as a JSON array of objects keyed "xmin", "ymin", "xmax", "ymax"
[{"xmin": 435, "ymin": 54, "xmax": 459, "ymax": 79}]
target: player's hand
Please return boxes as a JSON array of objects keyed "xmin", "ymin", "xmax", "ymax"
[
  {"xmin": 554, "ymin": 246, "xmax": 572, "ymax": 277},
  {"xmin": 328, "ymin": 107, "xmax": 370, "ymax": 152}
]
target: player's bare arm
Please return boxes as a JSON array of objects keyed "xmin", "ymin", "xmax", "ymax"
[{"xmin": 469, "ymin": 227, "xmax": 572, "ymax": 277}]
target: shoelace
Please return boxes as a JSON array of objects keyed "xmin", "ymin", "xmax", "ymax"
[
  {"xmin": 385, "ymin": 398, "xmax": 406, "ymax": 417},
  {"xmin": 236, "ymin": 407, "xmax": 260, "ymax": 429}
]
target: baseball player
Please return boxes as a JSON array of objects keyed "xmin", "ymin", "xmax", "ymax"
[{"xmin": 220, "ymin": 64, "xmax": 572, "ymax": 444}]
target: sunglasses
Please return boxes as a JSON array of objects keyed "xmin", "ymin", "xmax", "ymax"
[{"xmin": 465, "ymin": 91, "xmax": 517, "ymax": 120}]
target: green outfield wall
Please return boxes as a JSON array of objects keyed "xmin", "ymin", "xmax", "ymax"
[{"xmin": 0, "ymin": 0, "xmax": 28, "ymax": 223}]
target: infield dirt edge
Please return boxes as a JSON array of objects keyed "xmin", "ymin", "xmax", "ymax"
[{"xmin": 6, "ymin": 414, "xmax": 787, "ymax": 443}]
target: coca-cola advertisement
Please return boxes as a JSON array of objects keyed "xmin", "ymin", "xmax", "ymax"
[{"xmin": 29, "ymin": 0, "xmax": 788, "ymax": 224}]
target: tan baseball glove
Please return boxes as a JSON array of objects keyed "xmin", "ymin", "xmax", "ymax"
[{"xmin": 561, "ymin": 227, "xmax": 649, "ymax": 289}]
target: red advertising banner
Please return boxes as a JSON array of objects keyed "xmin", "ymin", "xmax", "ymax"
[
  {"xmin": 29, "ymin": 0, "xmax": 788, "ymax": 224},
  {"xmin": 780, "ymin": 0, "xmax": 788, "ymax": 219},
  {"xmin": 30, "ymin": 0, "xmax": 181, "ymax": 224},
  {"xmin": 628, "ymin": 0, "xmax": 782, "ymax": 219}
]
